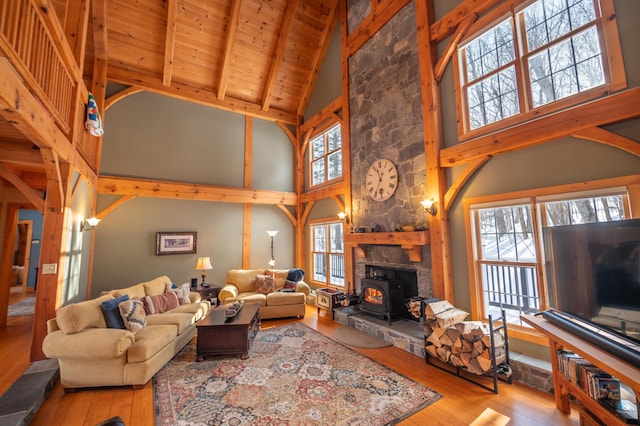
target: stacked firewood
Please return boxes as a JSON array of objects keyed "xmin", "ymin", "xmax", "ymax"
[
  {"xmin": 407, "ymin": 298, "xmax": 423, "ymax": 319},
  {"xmin": 424, "ymin": 301, "xmax": 507, "ymax": 375}
]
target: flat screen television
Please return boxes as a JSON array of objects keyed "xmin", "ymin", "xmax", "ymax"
[{"xmin": 542, "ymin": 218, "xmax": 640, "ymax": 363}]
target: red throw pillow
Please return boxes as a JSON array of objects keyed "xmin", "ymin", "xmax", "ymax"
[{"xmin": 143, "ymin": 292, "xmax": 179, "ymax": 315}]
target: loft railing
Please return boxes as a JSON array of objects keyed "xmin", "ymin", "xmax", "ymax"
[{"xmin": 0, "ymin": 0, "xmax": 81, "ymax": 138}]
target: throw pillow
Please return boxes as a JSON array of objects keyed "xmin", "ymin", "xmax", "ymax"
[
  {"xmin": 118, "ymin": 299, "xmax": 146, "ymax": 333},
  {"xmin": 100, "ymin": 295, "xmax": 129, "ymax": 329},
  {"xmin": 283, "ymin": 279, "xmax": 297, "ymax": 290},
  {"xmin": 170, "ymin": 282, "xmax": 191, "ymax": 305},
  {"xmin": 287, "ymin": 268, "xmax": 305, "ymax": 282},
  {"xmin": 142, "ymin": 292, "xmax": 179, "ymax": 315},
  {"xmin": 255, "ymin": 274, "xmax": 276, "ymax": 294}
]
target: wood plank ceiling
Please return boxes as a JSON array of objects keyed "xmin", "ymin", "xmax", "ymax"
[
  {"xmin": 0, "ymin": 0, "xmax": 339, "ymax": 192},
  {"xmin": 85, "ymin": 0, "xmax": 338, "ymax": 123}
]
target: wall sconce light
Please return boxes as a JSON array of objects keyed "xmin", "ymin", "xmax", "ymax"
[
  {"xmin": 80, "ymin": 217, "xmax": 101, "ymax": 231},
  {"xmin": 266, "ymin": 230, "xmax": 278, "ymax": 267},
  {"xmin": 337, "ymin": 212, "xmax": 350, "ymax": 224},
  {"xmin": 196, "ymin": 256, "xmax": 213, "ymax": 285},
  {"xmin": 420, "ymin": 199, "xmax": 438, "ymax": 216}
]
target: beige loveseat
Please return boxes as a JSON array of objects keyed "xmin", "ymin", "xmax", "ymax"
[
  {"xmin": 219, "ymin": 269, "xmax": 310, "ymax": 319},
  {"xmin": 42, "ymin": 276, "xmax": 210, "ymax": 391}
]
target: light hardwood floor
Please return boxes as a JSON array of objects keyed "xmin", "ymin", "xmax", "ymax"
[{"xmin": 3, "ymin": 298, "xmax": 579, "ymax": 425}]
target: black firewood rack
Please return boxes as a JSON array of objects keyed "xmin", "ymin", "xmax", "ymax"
[{"xmin": 424, "ymin": 309, "xmax": 512, "ymax": 394}]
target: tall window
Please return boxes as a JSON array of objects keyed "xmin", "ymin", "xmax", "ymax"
[
  {"xmin": 457, "ymin": 0, "xmax": 624, "ymax": 137},
  {"xmin": 309, "ymin": 124, "xmax": 342, "ymax": 187},
  {"xmin": 310, "ymin": 221, "xmax": 344, "ymax": 287},
  {"xmin": 469, "ymin": 189, "xmax": 629, "ymax": 330}
]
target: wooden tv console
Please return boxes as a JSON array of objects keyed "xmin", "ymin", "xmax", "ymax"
[{"xmin": 522, "ymin": 314, "xmax": 640, "ymax": 425}]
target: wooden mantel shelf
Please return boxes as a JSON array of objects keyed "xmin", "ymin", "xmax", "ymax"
[{"xmin": 344, "ymin": 231, "xmax": 430, "ymax": 262}]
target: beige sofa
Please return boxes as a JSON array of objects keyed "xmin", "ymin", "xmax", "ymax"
[
  {"xmin": 219, "ymin": 269, "xmax": 310, "ymax": 319},
  {"xmin": 42, "ymin": 276, "xmax": 210, "ymax": 391}
]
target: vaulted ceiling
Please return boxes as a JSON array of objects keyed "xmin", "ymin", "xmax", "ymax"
[
  {"xmin": 0, "ymin": 0, "xmax": 339, "ymax": 193},
  {"xmin": 80, "ymin": 0, "xmax": 339, "ymax": 124}
]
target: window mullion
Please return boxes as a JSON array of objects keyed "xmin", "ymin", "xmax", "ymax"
[{"xmin": 530, "ymin": 198, "xmax": 548, "ymax": 311}]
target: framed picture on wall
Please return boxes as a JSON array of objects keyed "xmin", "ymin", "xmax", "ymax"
[{"xmin": 156, "ymin": 232, "xmax": 197, "ymax": 255}]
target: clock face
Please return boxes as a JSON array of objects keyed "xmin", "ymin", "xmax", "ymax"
[{"xmin": 366, "ymin": 159, "xmax": 398, "ymax": 201}]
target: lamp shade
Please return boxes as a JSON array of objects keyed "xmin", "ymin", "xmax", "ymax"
[{"xmin": 196, "ymin": 257, "xmax": 212, "ymax": 270}]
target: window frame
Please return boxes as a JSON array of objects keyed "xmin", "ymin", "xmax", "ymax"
[
  {"xmin": 308, "ymin": 219, "xmax": 345, "ymax": 289},
  {"xmin": 465, "ymin": 177, "xmax": 634, "ymax": 344},
  {"xmin": 454, "ymin": 0, "xmax": 626, "ymax": 141},
  {"xmin": 308, "ymin": 122, "xmax": 343, "ymax": 189}
]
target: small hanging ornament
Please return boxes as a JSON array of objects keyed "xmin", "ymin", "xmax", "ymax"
[{"xmin": 85, "ymin": 92, "xmax": 104, "ymax": 137}]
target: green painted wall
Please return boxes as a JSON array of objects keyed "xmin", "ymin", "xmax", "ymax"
[{"xmin": 92, "ymin": 93, "xmax": 295, "ymax": 297}]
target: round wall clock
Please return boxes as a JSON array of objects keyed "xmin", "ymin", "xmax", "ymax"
[{"xmin": 366, "ymin": 159, "xmax": 398, "ymax": 201}]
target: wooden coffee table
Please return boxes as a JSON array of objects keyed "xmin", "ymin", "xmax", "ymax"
[{"xmin": 195, "ymin": 302, "xmax": 260, "ymax": 361}]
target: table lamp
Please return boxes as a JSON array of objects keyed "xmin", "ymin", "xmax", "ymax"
[{"xmin": 196, "ymin": 256, "xmax": 213, "ymax": 285}]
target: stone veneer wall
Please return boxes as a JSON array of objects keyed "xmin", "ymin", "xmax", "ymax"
[{"xmin": 347, "ymin": 1, "xmax": 431, "ymax": 297}]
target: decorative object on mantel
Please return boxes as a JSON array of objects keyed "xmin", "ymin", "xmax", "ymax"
[{"xmin": 393, "ymin": 223, "xmax": 428, "ymax": 232}]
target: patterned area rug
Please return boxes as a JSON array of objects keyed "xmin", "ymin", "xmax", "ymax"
[
  {"xmin": 154, "ymin": 322, "xmax": 441, "ymax": 425},
  {"xmin": 8, "ymin": 296, "xmax": 35, "ymax": 317}
]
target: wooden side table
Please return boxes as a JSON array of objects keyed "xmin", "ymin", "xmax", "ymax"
[{"xmin": 194, "ymin": 284, "xmax": 220, "ymax": 306}]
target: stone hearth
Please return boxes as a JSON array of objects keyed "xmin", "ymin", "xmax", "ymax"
[
  {"xmin": 333, "ymin": 306, "xmax": 554, "ymax": 393},
  {"xmin": 334, "ymin": 305, "xmax": 425, "ymax": 357}
]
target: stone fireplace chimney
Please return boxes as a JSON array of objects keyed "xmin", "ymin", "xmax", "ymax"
[{"xmin": 346, "ymin": 2, "xmax": 431, "ymax": 299}]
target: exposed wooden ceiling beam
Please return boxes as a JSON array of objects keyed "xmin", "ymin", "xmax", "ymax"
[
  {"xmin": 571, "ymin": 127, "xmax": 640, "ymax": 157},
  {"xmin": 0, "ymin": 140, "xmax": 42, "ymax": 165},
  {"xmin": 96, "ymin": 195, "xmax": 135, "ymax": 220},
  {"xmin": 299, "ymin": 181, "xmax": 347, "ymax": 203},
  {"xmin": 262, "ymin": 0, "xmax": 300, "ymax": 111},
  {"xmin": 64, "ymin": 0, "xmax": 91, "ymax": 72},
  {"xmin": 40, "ymin": 148, "xmax": 66, "ymax": 213},
  {"xmin": 104, "ymin": 86, "xmax": 144, "ymax": 111},
  {"xmin": 91, "ymin": 0, "xmax": 107, "ymax": 59},
  {"xmin": 163, "ymin": 0, "xmax": 179, "ymax": 87},
  {"xmin": 217, "ymin": 0, "xmax": 243, "ymax": 101},
  {"xmin": 0, "ymin": 164, "xmax": 45, "ymax": 212},
  {"xmin": 106, "ymin": 65, "xmax": 298, "ymax": 124},
  {"xmin": 346, "ymin": 0, "xmax": 411, "ymax": 57},
  {"xmin": 434, "ymin": 13, "xmax": 476, "ymax": 82},
  {"xmin": 98, "ymin": 176, "xmax": 298, "ymax": 205},
  {"xmin": 440, "ymin": 88, "xmax": 640, "ymax": 167},
  {"xmin": 430, "ymin": 0, "xmax": 501, "ymax": 44}
]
